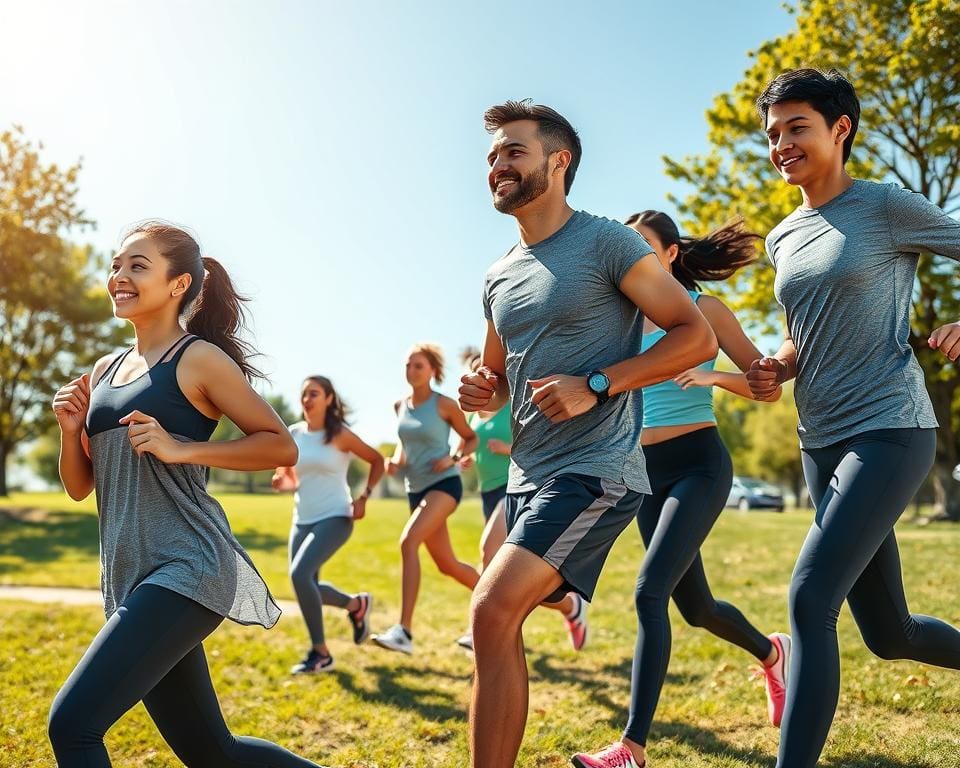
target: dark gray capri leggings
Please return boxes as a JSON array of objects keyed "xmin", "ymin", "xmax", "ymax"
[
  {"xmin": 289, "ymin": 516, "xmax": 355, "ymax": 646},
  {"xmin": 778, "ymin": 427, "xmax": 960, "ymax": 768},
  {"xmin": 48, "ymin": 584, "xmax": 321, "ymax": 768}
]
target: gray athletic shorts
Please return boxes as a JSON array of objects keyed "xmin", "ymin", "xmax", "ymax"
[{"xmin": 504, "ymin": 473, "xmax": 644, "ymax": 602}]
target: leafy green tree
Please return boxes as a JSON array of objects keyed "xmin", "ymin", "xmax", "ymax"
[
  {"xmin": 664, "ymin": 0, "xmax": 960, "ymax": 517},
  {"xmin": 739, "ymin": 385, "xmax": 805, "ymax": 505},
  {"xmin": 0, "ymin": 127, "xmax": 123, "ymax": 495},
  {"xmin": 26, "ymin": 432, "xmax": 61, "ymax": 488}
]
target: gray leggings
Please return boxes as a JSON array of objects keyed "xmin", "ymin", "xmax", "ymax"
[
  {"xmin": 289, "ymin": 517, "xmax": 355, "ymax": 646},
  {"xmin": 778, "ymin": 428, "xmax": 960, "ymax": 768}
]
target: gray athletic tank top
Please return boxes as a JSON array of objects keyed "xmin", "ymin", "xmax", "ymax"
[
  {"xmin": 85, "ymin": 335, "xmax": 281, "ymax": 627},
  {"xmin": 396, "ymin": 392, "xmax": 459, "ymax": 493}
]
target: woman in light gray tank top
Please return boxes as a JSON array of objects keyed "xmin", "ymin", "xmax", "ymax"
[
  {"xmin": 371, "ymin": 343, "xmax": 480, "ymax": 655},
  {"xmin": 272, "ymin": 375, "xmax": 384, "ymax": 674},
  {"xmin": 49, "ymin": 222, "xmax": 323, "ymax": 767}
]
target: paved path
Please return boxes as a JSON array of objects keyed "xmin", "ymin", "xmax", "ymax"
[{"xmin": 0, "ymin": 585, "xmax": 301, "ymax": 614}]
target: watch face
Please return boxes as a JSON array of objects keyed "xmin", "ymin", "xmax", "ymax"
[{"xmin": 588, "ymin": 372, "xmax": 609, "ymax": 393}]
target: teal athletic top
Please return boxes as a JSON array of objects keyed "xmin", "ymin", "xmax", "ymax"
[
  {"xmin": 468, "ymin": 407, "xmax": 512, "ymax": 492},
  {"xmin": 396, "ymin": 391, "xmax": 460, "ymax": 494},
  {"xmin": 640, "ymin": 290, "xmax": 717, "ymax": 428}
]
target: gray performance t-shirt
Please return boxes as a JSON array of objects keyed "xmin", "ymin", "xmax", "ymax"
[
  {"xmin": 483, "ymin": 210, "xmax": 654, "ymax": 494},
  {"xmin": 768, "ymin": 179, "xmax": 960, "ymax": 447}
]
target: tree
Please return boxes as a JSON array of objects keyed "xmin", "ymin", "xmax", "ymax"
[
  {"xmin": 0, "ymin": 127, "xmax": 124, "ymax": 495},
  {"xmin": 664, "ymin": 0, "xmax": 960, "ymax": 517},
  {"xmin": 26, "ymin": 432, "xmax": 61, "ymax": 488},
  {"xmin": 714, "ymin": 379, "xmax": 806, "ymax": 506},
  {"xmin": 739, "ymin": 386, "xmax": 806, "ymax": 506}
]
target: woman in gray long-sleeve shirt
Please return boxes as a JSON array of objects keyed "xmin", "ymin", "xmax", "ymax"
[{"xmin": 747, "ymin": 69, "xmax": 960, "ymax": 768}]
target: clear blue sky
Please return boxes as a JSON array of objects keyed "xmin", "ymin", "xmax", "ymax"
[{"xmin": 1, "ymin": 0, "xmax": 794, "ymax": 445}]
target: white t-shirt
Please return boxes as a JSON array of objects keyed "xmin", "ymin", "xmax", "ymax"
[{"xmin": 290, "ymin": 422, "xmax": 352, "ymax": 525}]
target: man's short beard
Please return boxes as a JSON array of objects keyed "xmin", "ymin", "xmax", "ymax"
[{"xmin": 492, "ymin": 158, "xmax": 551, "ymax": 214}]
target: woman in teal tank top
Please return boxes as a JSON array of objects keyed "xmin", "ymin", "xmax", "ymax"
[
  {"xmin": 372, "ymin": 343, "xmax": 481, "ymax": 656},
  {"xmin": 576, "ymin": 212, "xmax": 787, "ymax": 768}
]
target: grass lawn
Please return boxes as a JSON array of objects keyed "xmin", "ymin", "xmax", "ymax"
[{"xmin": 2, "ymin": 492, "xmax": 960, "ymax": 767}]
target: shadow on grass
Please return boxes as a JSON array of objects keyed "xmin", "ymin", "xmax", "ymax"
[
  {"xmin": 0, "ymin": 507, "xmax": 99, "ymax": 573},
  {"xmin": 527, "ymin": 651, "xmax": 705, "ymax": 729},
  {"xmin": 331, "ymin": 663, "xmax": 469, "ymax": 724},
  {"xmin": 652, "ymin": 720, "xmax": 937, "ymax": 768},
  {"xmin": 820, "ymin": 756, "xmax": 937, "ymax": 768},
  {"xmin": 0, "ymin": 506, "xmax": 289, "ymax": 574},
  {"xmin": 232, "ymin": 529, "xmax": 290, "ymax": 551},
  {"xmin": 651, "ymin": 721, "xmax": 775, "ymax": 767}
]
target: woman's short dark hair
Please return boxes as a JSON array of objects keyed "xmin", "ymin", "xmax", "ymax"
[{"xmin": 756, "ymin": 68, "xmax": 860, "ymax": 163}]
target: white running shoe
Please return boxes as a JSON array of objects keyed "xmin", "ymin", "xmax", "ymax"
[{"xmin": 372, "ymin": 623, "xmax": 414, "ymax": 655}]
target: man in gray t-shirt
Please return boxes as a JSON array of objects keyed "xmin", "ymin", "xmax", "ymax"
[{"xmin": 458, "ymin": 100, "xmax": 716, "ymax": 768}]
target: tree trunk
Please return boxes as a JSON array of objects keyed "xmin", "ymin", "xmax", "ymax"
[
  {"xmin": 927, "ymin": 380, "xmax": 960, "ymax": 521},
  {"xmin": 0, "ymin": 442, "xmax": 8, "ymax": 496},
  {"xmin": 930, "ymin": 461, "xmax": 960, "ymax": 521}
]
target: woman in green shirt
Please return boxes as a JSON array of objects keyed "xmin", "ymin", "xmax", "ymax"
[{"xmin": 457, "ymin": 351, "xmax": 587, "ymax": 651}]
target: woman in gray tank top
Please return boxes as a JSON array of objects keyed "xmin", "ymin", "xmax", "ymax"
[
  {"xmin": 50, "ymin": 222, "xmax": 323, "ymax": 767},
  {"xmin": 371, "ymin": 343, "xmax": 480, "ymax": 655},
  {"xmin": 272, "ymin": 375, "xmax": 384, "ymax": 674}
]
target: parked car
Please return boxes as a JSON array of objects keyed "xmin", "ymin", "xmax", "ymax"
[{"xmin": 727, "ymin": 476, "xmax": 785, "ymax": 512}]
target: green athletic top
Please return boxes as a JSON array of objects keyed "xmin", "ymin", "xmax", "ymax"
[{"xmin": 469, "ymin": 407, "xmax": 511, "ymax": 492}]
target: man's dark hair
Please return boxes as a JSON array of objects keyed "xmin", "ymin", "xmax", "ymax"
[
  {"xmin": 756, "ymin": 68, "xmax": 860, "ymax": 163},
  {"xmin": 483, "ymin": 99, "xmax": 582, "ymax": 194}
]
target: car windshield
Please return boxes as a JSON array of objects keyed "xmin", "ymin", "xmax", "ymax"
[{"xmin": 739, "ymin": 478, "xmax": 765, "ymax": 490}]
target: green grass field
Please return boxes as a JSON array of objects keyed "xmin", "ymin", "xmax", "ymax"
[{"xmin": 2, "ymin": 492, "xmax": 960, "ymax": 767}]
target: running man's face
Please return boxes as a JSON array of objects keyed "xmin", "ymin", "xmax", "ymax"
[
  {"xmin": 405, "ymin": 353, "xmax": 435, "ymax": 387},
  {"xmin": 765, "ymin": 100, "xmax": 847, "ymax": 187},
  {"xmin": 486, "ymin": 120, "xmax": 552, "ymax": 214},
  {"xmin": 107, "ymin": 233, "xmax": 189, "ymax": 321}
]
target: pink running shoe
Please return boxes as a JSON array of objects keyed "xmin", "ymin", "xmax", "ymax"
[
  {"xmin": 563, "ymin": 592, "xmax": 589, "ymax": 651},
  {"xmin": 571, "ymin": 741, "xmax": 644, "ymax": 768},
  {"xmin": 762, "ymin": 632, "xmax": 791, "ymax": 727}
]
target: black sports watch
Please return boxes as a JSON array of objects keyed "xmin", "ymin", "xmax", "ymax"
[{"xmin": 586, "ymin": 370, "xmax": 611, "ymax": 406}]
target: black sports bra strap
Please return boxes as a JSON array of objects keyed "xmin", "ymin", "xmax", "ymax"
[
  {"xmin": 157, "ymin": 334, "xmax": 193, "ymax": 364},
  {"xmin": 96, "ymin": 348, "xmax": 133, "ymax": 388},
  {"xmin": 161, "ymin": 334, "xmax": 203, "ymax": 366}
]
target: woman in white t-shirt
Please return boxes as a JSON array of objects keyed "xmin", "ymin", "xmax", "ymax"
[{"xmin": 272, "ymin": 376, "xmax": 384, "ymax": 674}]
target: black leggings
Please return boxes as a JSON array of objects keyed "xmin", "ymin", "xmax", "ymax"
[
  {"xmin": 625, "ymin": 427, "xmax": 772, "ymax": 745},
  {"xmin": 778, "ymin": 428, "xmax": 960, "ymax": 768},
  {"xmin": 48, "ymin": 584, "xmax": 320, "ymax": 768}
]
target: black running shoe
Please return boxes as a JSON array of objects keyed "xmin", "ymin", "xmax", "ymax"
[
  {"xmin": 348, "ymin": 592, "xmax": 373, "ymax": 644},
  {"xmin": 291, "ymin": 650, "xmax": 334, "ymax": 674}
]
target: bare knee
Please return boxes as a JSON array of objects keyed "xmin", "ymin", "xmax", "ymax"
[
  {"xmin": 399, "ymin": 532, "xmax": 422, "ymax": 559},
  {"xmin": 471, "ymin": 585, "xmax": 523, "ymax": 650},
  {"xmin": 434, "ymin": 556, "xmax": 459, "ymax": 577}
]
